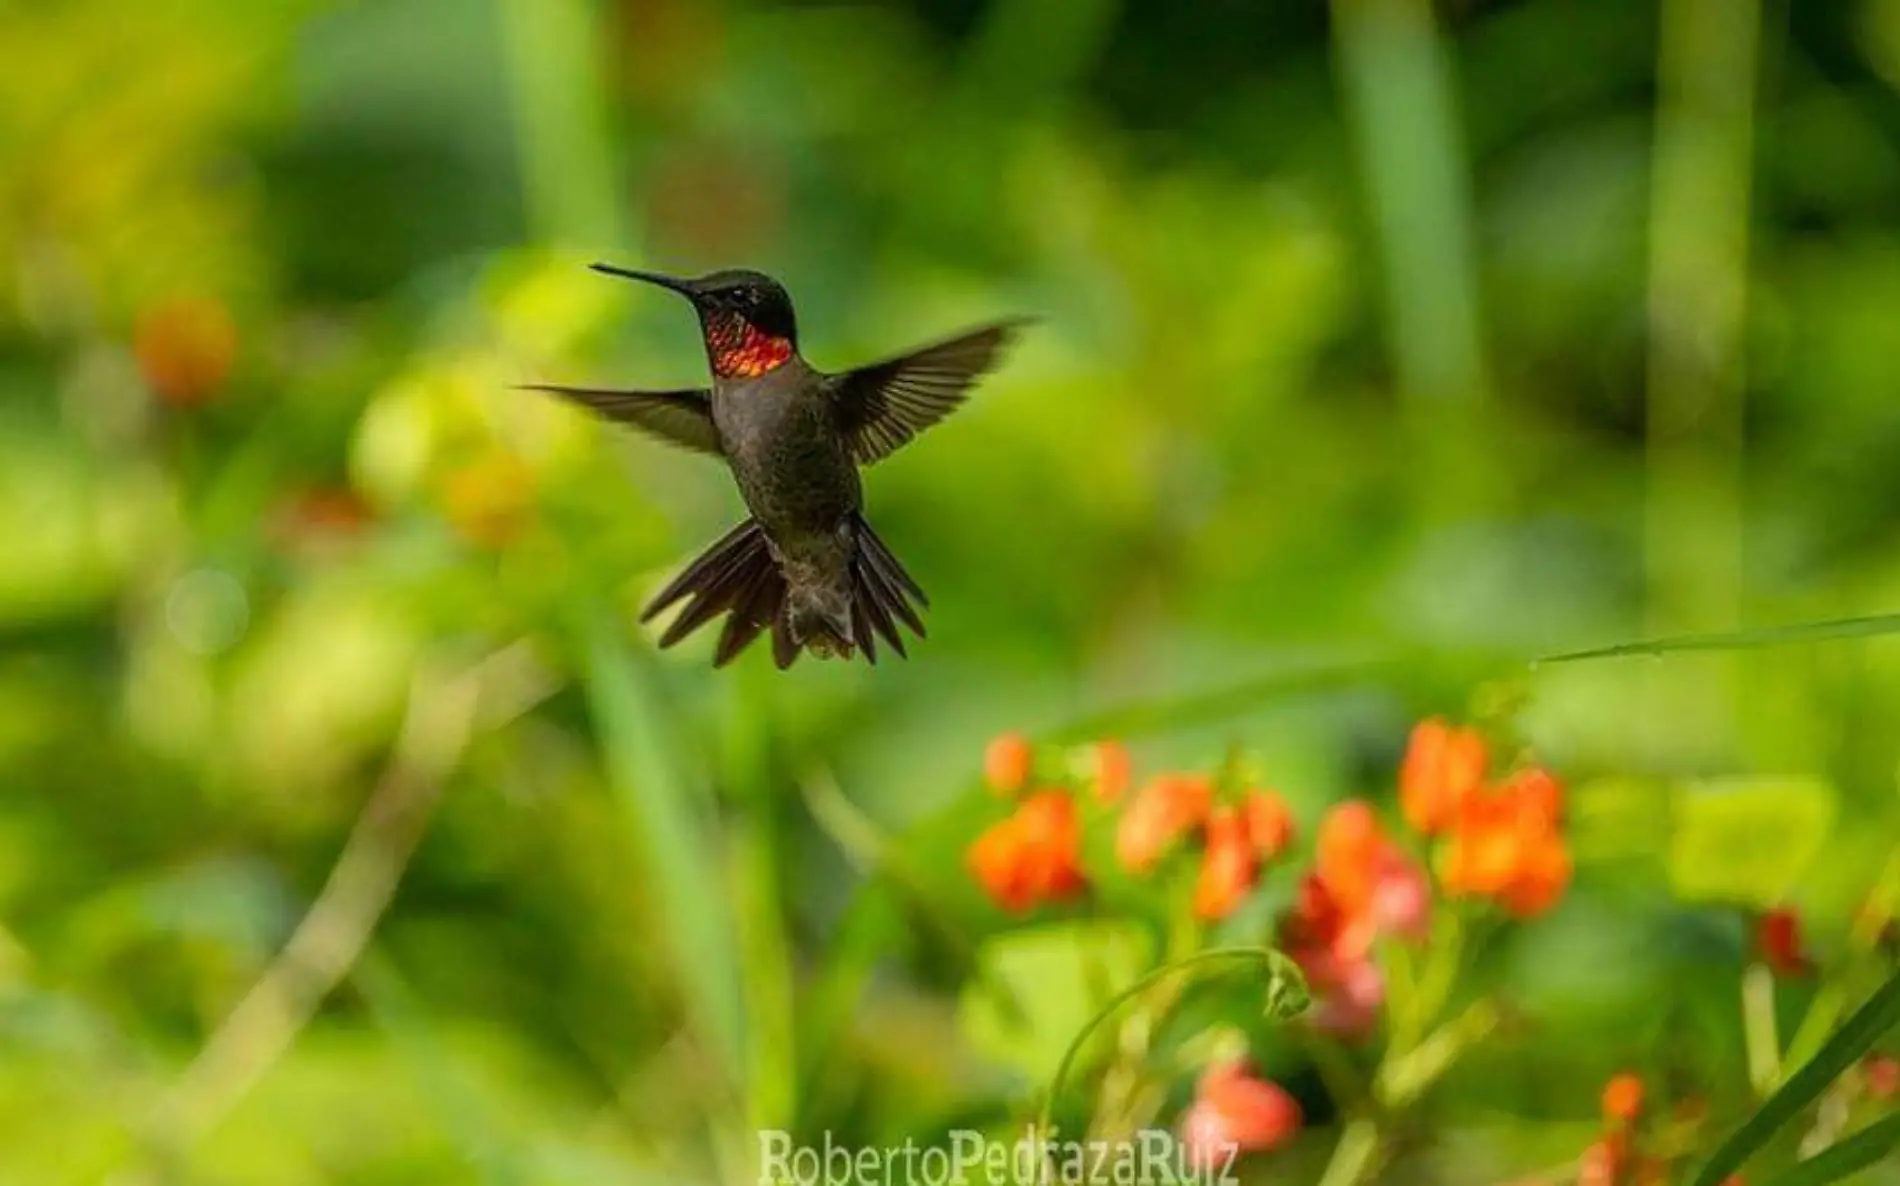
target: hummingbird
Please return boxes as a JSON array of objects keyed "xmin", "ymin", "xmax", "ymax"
[{"xmin": 524, "ymin": 263, "xmax": 1028, "ymax": 669}]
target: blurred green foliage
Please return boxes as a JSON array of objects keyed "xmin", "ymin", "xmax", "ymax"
[{"xmin": 6, "ymin": 0, "xmax": 1900, "ymax": 1181}]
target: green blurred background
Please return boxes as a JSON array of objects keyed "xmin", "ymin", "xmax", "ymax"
[{"xmin": 6, "ymin": 0, "xmax": 1900, "ymax": 1181}]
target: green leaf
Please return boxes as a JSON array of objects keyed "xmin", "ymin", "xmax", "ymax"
[
  {"xmin": 958, "ymin": 920, "xmax": 1153, "ymax": 1082},
  {"xmin": 1669, "ymin": 778, "xmax": 1836, "ymax": 907},
  {"xmin": 1540, "ymin": 613, "xmax": 1900, "ymax": 664},
  {"xmin": 1753, "ymin": 1113, "xmax": 1900, "ymax": 1186},
  {"xmin": 1691, "ymin": 966, "xmax": 1900, "ymax": 1186},
  {"xmin": 578, "ymin": 608, "xmax": 744, "ymax": 1089}
]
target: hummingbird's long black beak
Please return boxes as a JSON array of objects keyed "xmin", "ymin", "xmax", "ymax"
[{"xmin": 590, "ymin": 262, "xmax": 697, "ymax": 299}]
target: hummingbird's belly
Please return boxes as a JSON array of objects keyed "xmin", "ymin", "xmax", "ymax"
[{"xmin": 719, "ymin": 398, "xmax": 860, "ymax": 540}]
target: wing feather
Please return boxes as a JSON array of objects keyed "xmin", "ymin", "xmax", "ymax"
[
  {"xmin": 830, "ymin": 319, "xmax": 1030, "ymax": 465},
  {"xmin": 521, "ymin": 384, "xmax": 721, "ymax": 456}
]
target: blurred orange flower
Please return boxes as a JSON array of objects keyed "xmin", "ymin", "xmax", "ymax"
[
  {"xmin": 1311, "ymin": 800, "xmax": 1430, "ymax": 953},
  {"xmin": 1091, "ymin": 740, "xmax": 1133, "ymax": 803},
  {"xmin": 967, "ymin": 790, "xmax": 1087, "ymax": 913},
  {"xmin": 1440, "ymin": 767, "xmax": 1572, "ymax": 919},
  {"xmin": 1116, "ymin": 773, "xmax": 1213, "ymax": 874},
  {"xmin": 274, "ymin": 487, "xmax": 375, "ymax": 550},
  {"xmin": 983, "ymin": 732, "xmax": 1033, "ymax": 795},
  {"xmin": 1243, "ymin": 789, "xmax": 1296, "ymax": 860},
  {"xmin": 1178, "ymin": 1060, "xmax": 1301, "ymax": 1169},
  {"xmin": 1400, "ymin": 717, "xmax": 1488, "ymax": 835},
  {"xmin": 1866, "ymin": 1054, "xmax": 1899, "ymax": 1101},
  {"xmin": 135, "ymin": 295, "xmax": 237, "ymax": 409},
  {"xmin": 1756, "ymin": 908, "xmax": 1814, "ymax": 977},
  {"xmin": 1281, "ymin": 801, "xmax": 1428, "ymax": 1038},
  {"xmin": 1193, "ymin": 806, "xmax": 1257, "ymax": 921},
  {"xmin": 1601, "ymin": 1072, "xmax": 1644, "ymax": 1126},
  {"xmin": 1503, "ymin": 766, "xmax": 1564, "ymax": 822},
  {"xmin": 1577, "ymin": 1133, "xmax": 1627, "ymax": 1186},
  {"xmin": 441, "ymin": 452, "xmax": 535, "ymax": 550},
  {"xmin": 1317, "ymin": 800, "xmax": 1386, "ymax": 915}
]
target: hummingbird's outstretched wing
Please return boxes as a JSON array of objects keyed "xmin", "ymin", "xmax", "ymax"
[
  {"xmin": 830, "ymin": 319, "xmax": 1030, "ymax": 465},
  {"xmin": 520, "ymin": 384, "xmax": 722, "ymax": 456}
]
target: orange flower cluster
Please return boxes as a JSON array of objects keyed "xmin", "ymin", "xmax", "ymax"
[
  {"xmin": 968, "ymin": 734, "xmax": 1299, "ymax": 921},
  {"xmin": 1115, "ymin": 774, "xmax": 1297, "ymax": 921},
  {"xmin": 1177, "ymin": 1060, "xmax": 1301, "ymax": 1170},
  {"xmin": 1279, "ymin": 801, "xmax": 1429, "ymax": 1035},
  {"xmin": 1404, "ymin": 719, "xmax": 1572, "ymax": 920},
  {"xmin": 968, "ymin": 736, "xmax": 1136, "ymax": 913}
]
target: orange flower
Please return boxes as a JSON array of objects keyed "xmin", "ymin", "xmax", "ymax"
[
  {"xmin": 1502, "ymin": 766, "xmax": 1563, "ymax": 822},
  {"xmin": 968, "ymin": 821, "xmax": 1033, "ymax": 913},
  {"xmin": 135, "ymin": 295, "xmax": 237, "ymax": 409},
  {"xmin": 1116, "ymin": 774, "xmax": 1213, "ymax": 874},
  {"xmin": 1601, "ymin": 1072, "xmax": 1644, "ymax": 1126},
  {"xmin": 1280, "ymin": 804, "xmax": 1428, "ymax": 1040},
  {"xmin": 1317, "ymin": 800, "xmax": 1385, "ymax": 916},
  {"xmin": 983, "ymin": 732, "xmax": 1034, "ymax": 795},
  {"xmin": 967, "ymin": 790, "xmax": 1087, "ymax": 912},
  {"xmin": 1400, "ymin": 718, "xmax": 1488, "ymax": 835},
  {"xmin": 1178, "ymin": 1060, "xmax": 1301, "ymax": 1169},
  {"xmin": 1194, "ymin": 807, "xmax": 1258, "ymax": 921},
  {"xmin": 1441, "ymin": 771, "xmax": 1572, "ymax": 919},
  {"xmin": 1301, "ymin": 801, "xmax": 1431, "ymax": 959},
  {"xmin": 1243, "ymin": 790, "xmax": 1296, "ymax": 860},
  {"xmin": 1398, "ymin": 714, "xmax": 1482, "ymax": 832},
  {"xmin": 1091, "ymin": 739, "xmax": 1133, "ymax": 803},
  {"xmin": 1756, "ymin": 908, "xmax": 1814, "ymax": 977}
]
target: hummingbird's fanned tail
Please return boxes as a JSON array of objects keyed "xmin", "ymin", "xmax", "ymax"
[
  {"xmin": 641, "ymin": 518, "xmax": 788, "ymax": 668},
  {"xmin": 641, "ymin": 515, "xmax": 929, "ymax": 669}
]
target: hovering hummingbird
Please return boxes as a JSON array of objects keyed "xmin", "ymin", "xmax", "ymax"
[{"xmin": 524, "ymin": 263, "xmax": 1028, "ymax": 669}]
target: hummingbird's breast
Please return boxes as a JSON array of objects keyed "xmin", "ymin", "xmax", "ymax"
[{"xmin": 712, "ymin": 364, "xmax": 860, "ymax": 542}]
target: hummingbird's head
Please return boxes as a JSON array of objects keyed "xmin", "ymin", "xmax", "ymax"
[{"xmin": 591, "ymin": 263, "xmax": 797, "ymax": 379}]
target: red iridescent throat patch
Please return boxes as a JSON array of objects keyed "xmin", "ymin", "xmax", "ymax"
[{"xmin": 706, "ymin": 313, "xmax": 794, "ymax": 379}]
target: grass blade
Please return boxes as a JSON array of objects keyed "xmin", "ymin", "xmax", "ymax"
[
  {"xmin": 578, "ymin": 608, "xmax": 744, "ymax": 1086},
  {"xmin": 1047, "ymin": 654, "xmax": 1402, "ymax": 742},
  {"xmin": 1691, "ymin": 966, "xmax": 1900, "ymax": 1186},
  {"xmin": 1753, "ymin": 1113, "xmax": 1900, "ymax": 1186},
  {"xmin": 1540, "ymin": 614, "xmax": 1900, "ymax": 665}
]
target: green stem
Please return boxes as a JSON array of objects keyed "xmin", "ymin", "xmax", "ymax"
[
  {"xmin": 1316, "ymin": 1117, "xmax": 1383, "ymax": 1186},
  {"xmin": 1377, "ymin": 998, "xmax": 1500, "ymax": 1109},
  {"xmin": 1743, "ymin": 962, "xmax": 1782, "ymax": 1096}
]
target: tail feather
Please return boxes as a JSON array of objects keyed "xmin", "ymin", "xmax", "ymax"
[
  {"xmin": 642, "ymin": 518, "xmax": 759, "ymax": 622},
  {"xmin": 849, "ymin": 598, "xmax": 877, "ymax": 665},
  {"xmin": 850, "ymin": 553, "xmax": 906, "ymax": 658},
  {"xmin": 852, "ymin": 544, "xmax": 917, "ymax": 650},
  {"xmin": 858, "ymin": 525, "xmax": 929, "ymax": 609},
  {"xmin": 643, "ymin": 515, "xmax": 928, "ymax": 668},
  {"xmin": 657, "ymin": 524, "xmax": 773, "ymax": 647},
  {"xmin": 771, "ymin": 610, "xmax": 800, "ymax": 670},
  {"xmin": 714, "ymin": 563, "xmax": 783, "ymax": 667}
]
